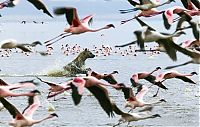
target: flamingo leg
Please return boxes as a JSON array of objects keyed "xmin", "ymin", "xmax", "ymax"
[
  {"xmin": 153, "ymin": 88, "xmax": 160, "ymax": 97},
  {"xmin": 173, "ymin": 17, "xmax": 181, "ymax": 23},
  {"xmin": 45, "ymin": 34, "xmax": 73, "ymax": 46},
  {"xmin": 128, "ymin": 108, "xmax": 133, "ymax": 113},
  {"xmin": 119, "ymin": 8, "xmax": 137, "ymax": 14},
  {"xmin": 121, "ymin": 16, "xmax": 137, "ymax": 24},
  {"xmin": 115, "ymin": 41, "xmax": 137, "ymax": 47},
  {"xmin": 113, "ymin": 121, "xmax": 122, "ymax": 127},
  {"xmin": 44, "ymin": 33, "xmax": 67, "ymax": 44}
]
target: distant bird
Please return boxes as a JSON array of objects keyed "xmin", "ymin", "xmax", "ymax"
[
  {"xmin": 119, "ymin": 0, "xmax": 174, "ymax": 13},
  {"xmin": 162, "ymin": 6, "xmax": 200, "ymax": 30},
  {"xmin": 87, "ymin": 70, "xmax": 119, "ymax": 84},
  {"xmin": 0, "ymin": 91, "xmax": 58, "ymax": 127},
  {"xmin": 0, "ymin": 79, "xmax": 38, "ymax": 97},
  {"xmin": 0, "ymin": 39, "xmax": 42, "ymax": 52},
  {"xmin": 112, "ymin": 103, "xmax": 161, "ymax": 127},
  {"xmin": 69, "ymin": 76, "xmax": 122, "ymax": 117},
  {"xmin": 44, "ymin": 7, "xmax": 115, "ymax": 46},
  {"xmin": 0, "ymin": 0, "xmax": 53, "ymax": 17},
  {"xmin": 122, "ymin": 85, "xmax": 166, "ymax": 111},
  {"xmin": 116, "ymin": 17, "xmax": 185, "ymax": 61},
  {"xmin": 36, "ymin": 77, "xmax": 71, "ymax": 100},
  {"xmin": 165, "ymin": 40, "xmax": 200, "ymax": 69}
]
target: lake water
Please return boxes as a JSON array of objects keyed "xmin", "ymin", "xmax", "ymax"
[{"xmin": 0, "ymin": 4, "xmax": 199, "ymax": 127}]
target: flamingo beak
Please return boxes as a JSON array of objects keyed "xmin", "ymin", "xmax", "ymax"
[{"xmin": 107, "ymin": 24, "xmax": 115, "ymax": 28}]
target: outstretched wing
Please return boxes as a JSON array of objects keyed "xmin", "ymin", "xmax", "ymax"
[
  {"xmin": 0, "ymin": 79, "xmax": 9, "ymax": 86},
  {"xmin": 0, "ymin": 97, "xmax": 24, "ymax": 119},
  {"xmin": 175, "ymin": 76, "xmax": 196, "ymax": 84},
  {"xmin": 27, "ymin": 0, "xmax": 53, "ymax": 17},
  {"xmin": 86, "ymin": 85, "xmax": 114, "ymax": 117}
]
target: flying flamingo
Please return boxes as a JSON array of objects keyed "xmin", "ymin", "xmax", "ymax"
[
  {"xmin": 176, "ymin": 12, "xmax": 199, "ymax": 40},
  {"xmin": 165, "ymin": 38, "xmax": 200, "ymax": 69},
  {"xmin": 117, "ymin": 17, "xmax": 185, "ymax": 61},
  {"xmin": 112, "ymin": 102, "xmax": 161, "ymax": 127},
  {"xmin": 180, "ymin": 39, "xmax": 200, "ymax": 48},
  {"xmin": 69, "ymin": 76, "xmax": 123, "ymax": 117},
  {"xmin": 87, "ymin": 70, "xmax": 119, "ymax": 84},
  {"xmin": 119, "ymin": 0, "xmax": 174, "ymax": 13},
  {"xmin": 44, "ymin": 7, "xmax": 115, "ymax": 46},
  {"xmin": 0, "ymin": 79, "xmax": 39, "ymax": 97},
  {"xmin": 162, "ymin": 6, "xmax": 200, "ymax": 29},
  {"xmin": 36, "ymin": 77, "xmax": 71, "ymax": 101},
  {"xmin": 0, "ymin": 91, "xmax": 58, "ymax": 127},
  {"xmin": 121, "ymin": 8, "xmax": 164, "ymax": 24},
  {"xmin": 0, "ymin": 39, "xmax": 42, "ymax": 52},
  {"xmin": 121, "ymin": 85, "xmax": 166, "ymax": 112},
  {"xmin": 0, "ymin": 0, "xmax": 53, "ymax": 17},
  {"xmin": 153, "ymin": 70, "xmax": 197, "ymax": 97}
]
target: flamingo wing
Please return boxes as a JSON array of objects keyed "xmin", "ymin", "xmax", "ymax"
[
  {"xmin": 136, "ymin": 85, "xmax": 149, "ymax": 100},
  {"xmin": 27, "ymin": 0, "xmax": 53, "ymax": 18},
  {"xmin": 86, "ymin": 85, "xmax": 114, "ymax": 117},
  {"xmin": 127, "ymin": 0, "xmax": 140, "ymax": 6},
  {"xmin": 180, "ymin": 0, "xmax": 189, "ymax": 9},
  {"xmin": 175, "ymin": 76, "xmax": 196, "ymax": 84},
  {"xmin": 54, "ymin": 7, "xmax": 81, "ymax": 27},
  {"xmin": 0, "ymin": 97, "xmax": 24, "ymax": 119},
  {"xmin": 191, "ymin": 0, "xmax": 200, "ymax": 9},
  {"xmin": 36, "ymin": 77, "xmax": 58, "ymax": 87},
  {"xmin": 144, "ymin": 74, "xmax": 156, "ymax": 84},
  {"xmin": 156, "ymin": 38, "xmax": 177, "ymax": 61},
  {"xmin": 81, "ymin": 15, "xmax": 93, "ymax": 27},
  {"xmin": 135, "ymin": 17, "xmax": 156, "ymax": 31},
  {"xmin": 121, "ymin": 87, "xmax": 135, "ymax": 100},
  {"xmin": 70, "ymin": 83, "xmax": 83, "ymax": 105},
  {"xmin": 22, "ymin": 95, "xmax": 40, "ymax": 118},
  {"xmin": 103, "ymin": 74, "xmax": 118, "ymax": 84},
  {"xmin": 0, "ymin": 79, "xmax": 9, "ymax": 86}
]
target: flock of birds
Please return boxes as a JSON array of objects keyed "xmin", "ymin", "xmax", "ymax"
[{"xmin": 0, "ymin": 0, "xmax": 199, "ymax": 127}]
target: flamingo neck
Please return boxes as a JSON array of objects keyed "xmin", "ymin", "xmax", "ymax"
[
  {"xmin": 34, "ymin": 115, "xmax": 54, "ymax": 124},
  {"xmin": 88, "ymin": 26, "xmax": 109, "ymax": 32}
]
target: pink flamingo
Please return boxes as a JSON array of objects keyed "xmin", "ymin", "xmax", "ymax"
[
  {"xmin": 121, "ymin": 8, "xmax": 164, "ymax": 24},
  {"xmin": 180, "ymin": 39, "xmax": 200, "ymax": 48},
  {"xmin": 0, "ymin": 79, "xmax": 38, "ymax": 97},
  {"xmin": 120, "ymin": 0, "xmax": 174, "ymax": 13},
  {"xmin": 87, "ymin": 70, "xmax": 119, "ymax": 84},
  {"xmin": 44, "ymin": 7, "xmax": 115, "ymax": 46},
  {"xmin": 69, "ymin": 76, "xmax": 122, "ymax": 117},
  {"xmin": 153, "ymin": 70, "xmax": 197, "ymax": 97},
  {"xmin": 36, "ymin": 77, "xmax": 71, "ymax": 100},
  {"xmin": 0, "ymin": 91, "xmax": 58, "ymax": 127},
  {"xmin": 162, "ymin": 6, "xmax": 200, "ymax": 29},
  {"xmin": 122, "ymin": 85, "xmax": 166, "ymax": 112}
]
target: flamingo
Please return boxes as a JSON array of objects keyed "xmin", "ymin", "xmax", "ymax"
[
  {"xmin": 162, "ymin": 6, "xmax": 200, "ymax": 30},
  {"xmin": 0, "ymin": 0, "xmax": 53, "ymax": 17},
  {"xmin": 69, "ymin": 76, "xmax": 123, "ymax": 117},
  {"xmin": 176, "ymin": 12, "xmax": 199, "ymax": 40},
  {"xmin": 119, "ymin": 0, "xmax": 174, "ymax": 13},
  {"xmin": 112, "ymin": 103, "xmax": 161, "ymax": 127},
  {"xmin": 121, "ymin": 85, "xmax": 166, "ymax": 111},
  {"xmin": 0, "ymin": 91, "xmax": 58, "ymax": 127},
  {"xmin": 0, "ymin": 39, "xmax": 42, "ymax": 52},
  {"xmin": 116, "ymin": 17, "xmax": 185, "ymax": 61},
  {"xmin": 87, "ymin": 70, "xmax": 119, "ymax": 84},
  {"xmin": 152, "ymin": 70, "xmax": 197, "ymax": 97},
  {"xmin": 180, "ymin": 39, "xmax": 200, "ymax": 48},
  {"xmin": 0, "ymin": 79, "xmax": 39, "ymax": 97},
  {"xmin": 165, "ymin": 39, "xmax": 200, "ymax": 69},
  {"xmin": 36, "ymin": 77, "xmax": 71, "ymax": 100},
  {"xmin": 121, "ymin": 8, "xmax": 164, "ymax": 24},
  {"xmin": 44, "ymin": 7, "xmax": 115, "ymax": 46},
  {"xmin": 155, "ymin": 70, "xmax": 197, "ymax": 83}
]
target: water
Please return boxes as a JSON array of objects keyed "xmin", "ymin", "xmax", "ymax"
[{"xmin": 0, "ymin": 2, "xmax": 199, "ymax": 126}]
